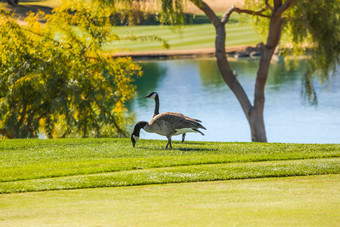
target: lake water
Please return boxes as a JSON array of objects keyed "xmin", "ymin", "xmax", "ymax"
[{"xmin": 127, "ymin": 57, "xmax": 340, "ymax": 143}]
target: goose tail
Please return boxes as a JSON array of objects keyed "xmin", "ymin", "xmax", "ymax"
[
  {"xmin": 196, "ymin": 122, "xmax": 206, "ymax": 130},
  {"xmin": 193, "ymin": 128, "xmax": 205, "ymax": 136}
]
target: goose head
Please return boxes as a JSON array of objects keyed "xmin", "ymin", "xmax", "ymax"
[
  {"xmin": 144, "ymin": 91, "xmax": 158, "ymax": 99},
  {"xmin": 131, "ymin": 121, "xmax": 148, "ymax": 147}
]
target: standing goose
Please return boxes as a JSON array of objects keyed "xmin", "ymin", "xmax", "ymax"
[
  {"xmin": 131, "ymin": 112, "xmax": 206, "ymax": 149},
  {"xmin": 144, "ymin": 91, "xmax": 201, "ymax": 143}
]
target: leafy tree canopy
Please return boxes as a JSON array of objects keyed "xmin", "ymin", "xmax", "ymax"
[
  {"xmin": 244, "ymin": 0, "xmax": 340, "ymax": 103},
  {"xmin": 0, "ymin": 0, "xmax": 143, "ymax": 138}
]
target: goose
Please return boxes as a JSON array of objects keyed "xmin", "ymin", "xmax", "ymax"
[
  {"xmin": 131, "ymin": 112, "xmax": 206, "ymax": 149},
  {"xmin": 144, "ymin": 91, "xmax": 201, "ymax": 143}
]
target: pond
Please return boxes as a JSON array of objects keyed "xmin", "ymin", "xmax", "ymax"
[{"xmin": 127, "ymin": 57, "xmax": 340, "ymax": 143}]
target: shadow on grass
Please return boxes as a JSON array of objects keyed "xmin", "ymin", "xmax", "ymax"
[
  {"xmin": 136, "ymin": 145, "xmax": 213, "ymax": 152},
  {"xmin": 177, "ymin": 147, "xmax": 214, "ymax": 152}
]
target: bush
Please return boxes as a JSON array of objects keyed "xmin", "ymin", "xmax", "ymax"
[{"xmin": 0, "ymin": 2, "xmax": 142, "ymax": 138}]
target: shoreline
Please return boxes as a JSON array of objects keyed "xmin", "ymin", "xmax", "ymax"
[{"xmin": 108, "ymin": 45, "xmax": 258, "ymax": 60}]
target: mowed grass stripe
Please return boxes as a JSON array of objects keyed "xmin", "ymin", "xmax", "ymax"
[
  {"xmin": 106, "ymin": 24, "xmax": 262, "ymax": 51},
  {"xmin": 1, "ymin": 175, "xmax": 338, "ymax": 226},
  {"xmin": 113, "ymin": 24, "xmax": 256, "ymax": 36},
  {"xmin": 1, "ymin": 139, "xmax": 340, "ymax": 181},
  {"xmin": 1, "ymin": 158, "xmax": 339, "ymax": 193},
  {"xmin": 1, "ymin": 154, "xmax": 339, "ymax": 183},
  {"xmin": 1, "ymin": 140, "xmax": 340, "ymax": 182}
]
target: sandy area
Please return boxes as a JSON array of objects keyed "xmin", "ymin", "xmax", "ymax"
[
  {"xmin": 2, "ymin": 0, "xmax": 245, "ymax": 21},
  {"xmin": 185, "ymin": 0, "xmax": 244, "ymax": 13}
]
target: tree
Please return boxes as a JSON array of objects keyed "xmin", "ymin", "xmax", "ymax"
[
  {"xmin": 0, "ymin": 1, "xmax": 143, "ymax": 138},
  {"xmin": 191, "ymin": 0, "xmax": 339, "ymax": 142},
  {"xmin": 101, "ymin": 0, "xmax": 339, "ymax": 142}
]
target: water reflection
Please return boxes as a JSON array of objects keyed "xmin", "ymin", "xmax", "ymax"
[{"xmin": 129, "ymin": 58, "xmax": 340, "ymax": 143}]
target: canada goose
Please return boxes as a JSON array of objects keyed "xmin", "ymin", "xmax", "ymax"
[
  {"xmin": 144, "ymin": 91, "xmax": 200, "ymax": 143},
  {"xmin": 131, "ymin": 112, "xmax": 206, "ymax": 149}
]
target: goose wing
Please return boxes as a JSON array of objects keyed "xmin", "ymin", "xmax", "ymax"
[
  {"xmin": 172, "ymin": 112, "xmax": 202, "ymax": 123},
  {"xmin": 150, "ymin": 112, "xmax": 206, "ymax": 130}
]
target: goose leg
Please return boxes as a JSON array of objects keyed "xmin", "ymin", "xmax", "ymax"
[
  {"xmin": 165, "ymin": 136, "xmax": 172, "ymax": 149},
  {"xmin": 181, "ymin": 133, "xmax": 186, "ymax": 143}
]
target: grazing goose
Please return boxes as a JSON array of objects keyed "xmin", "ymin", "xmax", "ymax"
[
  {"xmin": 131, "ymin": 112, "xmax": 206, "ymax": 149},
  {"xmin": 144, "ymin": 91, "xmax": 201, "ymax": 143}
]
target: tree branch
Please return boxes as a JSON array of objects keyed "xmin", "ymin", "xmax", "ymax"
[
  {"xmin": 277, "ymin": 0, "xmax": 296, "ymax": 14},
  {"xmin": 265, "ymin": 0, "xmax": 274, "ymax": 12},
  {"xmin": 189, "ymin": 0, "xmax": 220, "ymax": 27},
  {"xmin": 221, "ymin": 6, "xmax": 270, "ymax": 24},
  {"xmin": 21, "ymin": 27, "xmax": 73, "ymax": 49}
]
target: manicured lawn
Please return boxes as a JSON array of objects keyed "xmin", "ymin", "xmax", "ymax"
[
  {"xmin": 1, "ymin": 174, "xmax": 339, "ymax": 226},
  {"xmin": 106, "ymin": 22, "xmax": 263, "ymax": 52},
  {"xmin": 0, "ymin": 138, "xmax": 339, "ymax": 193}
]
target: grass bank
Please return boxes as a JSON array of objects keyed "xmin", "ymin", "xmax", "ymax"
[
  {"xmin": 0, "ymin": 138, "xmax": 339, "ymax": 193},
  {"xmin": 105, "ymin": 21, "xmax": 263, "ymax": 54}
]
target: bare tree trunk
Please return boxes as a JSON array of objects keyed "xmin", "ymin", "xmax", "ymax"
[
  {"xmin": 190, "ymin": 0, "xmax": 294, "ymax": 142},
  {"xmin": 250, "ymin": 1, "xmax": 288, "ymax": 142}
]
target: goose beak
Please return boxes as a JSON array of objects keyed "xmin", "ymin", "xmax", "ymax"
[
  {"xmin": 144, "ymin": 92, "xmax": 156, "ymax": 99},
  {"xmin": 131, "ymin": 134, "xmax": 139, "ymax": 148}
]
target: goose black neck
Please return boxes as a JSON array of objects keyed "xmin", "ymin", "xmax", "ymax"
[
  {"xmin": 154, "ymin": 94, "xmax": 160, "ymax": 116},
  {"xmin": 133, "ymin": 121, "xmax": 148, "ymax": 136}
]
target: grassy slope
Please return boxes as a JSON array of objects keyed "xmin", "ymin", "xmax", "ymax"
[
  {"xmin": 0, "ymin": 138, "xmax": 339, "ymax": 193},
  {"xmin": 106, "ymin": 21, "xmax": 263, "ymax": 52},
  {"xmin": 1, "ymin": 174, "xmax": 339, "ymax": 226}
]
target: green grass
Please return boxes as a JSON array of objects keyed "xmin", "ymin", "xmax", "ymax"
[
  {"xmin": 0, "ymin": 138, "xmax": 339, "ymax": 193},
  {"xmin": 1, "ymin": 174, "xmax": 339, "ymax": 226},
  {"xmin": 106, "ymin": 20, "xmax": 263, "ymax": 52}
]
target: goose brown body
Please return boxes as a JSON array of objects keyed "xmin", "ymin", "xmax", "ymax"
[{"xmin": 144, "ymin": 91, "xmax": 197, "ymax": 142}]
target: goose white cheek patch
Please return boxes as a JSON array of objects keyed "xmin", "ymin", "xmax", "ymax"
[
  {"xmin": 151, "ymin": 93, "xmax": 156, "ymax": 99},
  {"xmin": 133, "ymin": 135, "xmax": 139, "ymax": 142}
]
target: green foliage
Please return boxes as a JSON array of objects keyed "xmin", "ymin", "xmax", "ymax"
[
  {"xmin": 0, "ymin": 138, "xmax": 339, "ymax": 193},
  {"xmin": 97, "ymin": 0, "xmax": 186, "ymax": 25},
  {"xmin": 245, "ymin": 0, "xmax": 340, "ymax": 104},
  {"xmin": 0, "ymin": 1, "xmax": 143, "ymax": 138},
  {"xmin": 283, "ymin": 0, "xmax": 340, "ymax": 103}
]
